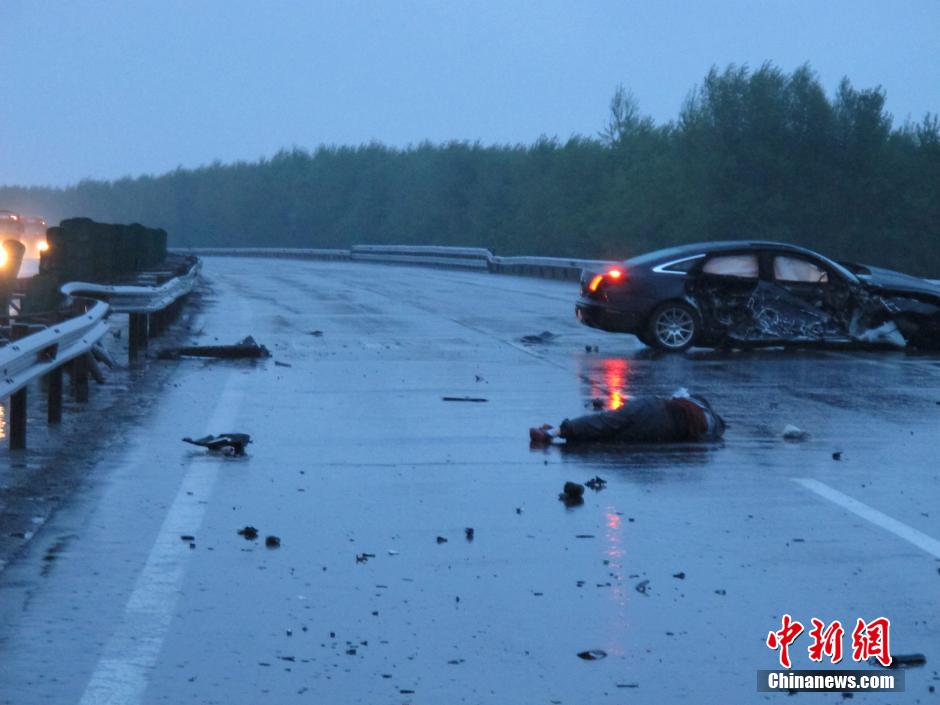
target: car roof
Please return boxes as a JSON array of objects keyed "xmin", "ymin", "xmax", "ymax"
[{"xmin": 624, "ymin": 240, "xmax": 858, "ymax": 282}]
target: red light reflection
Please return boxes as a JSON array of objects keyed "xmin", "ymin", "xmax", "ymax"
[{"xmin": 603, "ymin": 358, "xmax": 629, "ymax": 410}]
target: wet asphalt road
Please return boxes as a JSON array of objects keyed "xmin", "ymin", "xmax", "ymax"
[{"xmin": 0, "ymin": 256, "xmax": 938, "ymax": 704}]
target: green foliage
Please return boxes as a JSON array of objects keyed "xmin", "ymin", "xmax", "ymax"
[{"xmin": 2, "ymin": 64, "xmax": 938, "ymax": 275}]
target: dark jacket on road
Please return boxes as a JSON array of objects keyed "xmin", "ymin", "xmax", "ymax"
[{"xmin": 559, "ymin": 396, "xmax": 724, "ymax": 444}]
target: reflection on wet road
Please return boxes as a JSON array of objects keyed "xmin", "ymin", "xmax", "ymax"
[{"xmin": 0, "ymin": 257, "xmax": 938, "ymax": 704}]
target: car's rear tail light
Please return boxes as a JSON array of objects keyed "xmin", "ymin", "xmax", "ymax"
[{"xmin": 587, "ymin": 268, "xmax": 626, "ymax": 294}]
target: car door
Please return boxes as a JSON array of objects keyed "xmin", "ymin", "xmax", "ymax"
[
  {"xmin": 686, "ymin": 251, "xmax": 762, "ymax": 342},
  {"xmin": 761, "ymin": 251, "xmax": 852, "ymax": 340}
]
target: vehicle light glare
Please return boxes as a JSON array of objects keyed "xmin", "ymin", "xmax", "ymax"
[
  {"xmin": 588, "ymin": 274, "xmax": 604, "ymax": 293},
  {"xmin": 37, "ymin": 241, "xmax": 49, "ymax": 253},
  {"xmin": 607, "ymin": 268, "xmax": 623, "ymax": 279},
  {"xmin": 0, "ymin": 249, "xmax": 7, "ymax": 267}
]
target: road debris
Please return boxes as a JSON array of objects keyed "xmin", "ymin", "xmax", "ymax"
[
  {"xmin": 635, "ymin": 579, "xmax": 650, "ymax": 595},
  {"xmin": 237, "ymin": 526, "xmax": 259, "ymax": 540},
  {"xmin": 590, "ymin": 398, "xmax": 605, "ymax": 409},
  {"xmin": 672, "ymin": 571, "xmax": 686, "ymax": 580},
  {"xmin": 274, "ymin": 360, "xmax": 292, "ymax": 367},
  {"xmin": 584, "ymin": 476, "xmax": 607, "ymax": 491},
  {"xmin": 158, "ymin": 335, "xmax": 270, "ymax": 360},
  {"xmin": 832, "ymin": 451, "xmax": 843, "ymax": 460},
  {"xmin": 182, "ymin": 433, "xmax": 251, "ymax": 456},
  {"xmin": 436, "ymin": 536, "xmax": 448, "ymax": 544},
  {"xmin": 464, "ymin": 527, "xmax": 474, "ymax": 541},
  {"xmin": 880, "ymin": 653, "xmax": 927, "ymax": 669},
  {"xmin": 308, "ymin": 330, "xmax": 324, "ymax": 336},
  {"xmin": 180, "ymin": 534, "xmax": 195, "ymax": 542},
  {"xmin": 577, "ymin": 650, "xmax": 607, "ymax": 660},
  {"xmin": 355, "ymin": 552, "xmax": 375, "ymax": 563},
  {"xmin": 782, "ymin": 424, "xmax": 809, "ymax": 441},
  {"xmin": 559, "ymin": 481, "xmax": 585, "ymax": 507},
  {"xmin": 520, "ymin": 331, "xmax": 556, "ymax": 345},
  {"xmin": 583, "ymin": 345, "xmax": 599, "ymax": 353},
  {"xmin": 265, "ymin": 535, "xmax": 281, "ymax": 548},
  {"xmin": 442, "ymin": 396, "xmax": 488, "ymax": 402}
]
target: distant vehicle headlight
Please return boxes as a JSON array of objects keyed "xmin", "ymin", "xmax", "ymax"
[{"xmin": 37, "ymin": 241, "xmax": 49, "ymax": 253}]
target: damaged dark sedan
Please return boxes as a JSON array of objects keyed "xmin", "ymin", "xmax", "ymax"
[{"xmin": 576, "ymin": 241, "xmax": 940, "ymax": 351}]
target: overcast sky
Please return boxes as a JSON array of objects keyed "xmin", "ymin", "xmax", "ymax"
[{"xmin": 1, "ymin": 0, "xmax": 938, "ymax": 187}]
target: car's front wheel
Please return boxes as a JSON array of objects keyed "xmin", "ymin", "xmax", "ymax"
[{"xmin": 647, "ymin": 302, "xmax": 698, "ymax": 352}]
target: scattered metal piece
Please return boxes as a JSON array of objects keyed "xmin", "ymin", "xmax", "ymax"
[
  {"xmin": 635, "ymin": 579, "xmax": 650, "ymax": 595},
  {"xmin": 714, "ymin": 588, "xmax": 727, "ymax": 595},
  {"xmin": 182, "ymin": 433, "xmax": 251, "ymax": 456},
  {"xmin": 436, "ymin": 536, "xmax": 448, "ymax": 544},
  {"xmin": 237, "ymin": 526, "xmax": 258, "ymax": 540},
  {"xmin": 464, "ymin": 527, "xmax": 474, "ymax": 541},
  {"xmin": 158, "ymin": 335, "xmax": 270, "ymax": 360},
  {"xmin": 355, "ymin": 552, "xmax": 375, "ymax": 563},
  {"xmin": 832, "ymin": 451, "xmax": 843, "ymax": 461},
  {"xmin": 584, "ymin": 476, "xmax": 607, "ymax": 491},
  {"xmin": 577, "ymin": 649, "xmax": 607, "ymax": 660},
  {"xmin": 265, "ymin": 535, "xmax": 281, "ymax": 548},
  {"xmin": 442, "ymin": 396, "xmax": 488, "ymax": 402},
  {"xmin": 309, "ymin": 330, "xmax": 324, "ymax": 337},
  {"xmin": 673, "ymin": 571, "xmax": 686, "ymax": 580},
  {"xmin": 180, "ymin": 534, "xmax": 195, "ymax": 542},
  {"xmin": 274, "ymin": 360, "xmax": 292, "ymax": 368}
]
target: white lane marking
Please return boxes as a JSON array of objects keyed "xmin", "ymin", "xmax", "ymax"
[
  {"xmin": 794, "ymin": 478, "xmax": 940, "ymax": 559},
  {"xmin": 77, "ymin": 377, "xmax": 245, "ymax": 705}
]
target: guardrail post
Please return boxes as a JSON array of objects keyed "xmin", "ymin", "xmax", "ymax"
[
  {"xmin": 47, "ymin": 367, "xmax": 63, "ymax": 424},
  {"xmin": 9, "ymin": 323, "xmax": 29, "ymax": 449},
  {"xmin": 70, "ymin": 357, "xmax": 90, "ymax": 403},
  {"xmin": 128, "ymin": 313, "xmax": 148, "ymax": 361}
]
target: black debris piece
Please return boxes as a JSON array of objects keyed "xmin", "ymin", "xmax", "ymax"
[
  {"xmin": 309, "ymin": 330, "xmax": 324, "ymax": 336},
  {"xmin": 436, "ymin": 536, "xmax": 448, "ymax": 544},
  {"xmin": 881, "ymin": 653, "xmax": 926, "ymax": 669},
  {"xmin": 355, "ymin": 553, "xmax": 375, "ymax": 563},
  {"xmin": 577, "ymin": 649, "xmax": 607, "ymax": 661},
  {"xmin": 265, "ymin": 535, "xmax": 281, "ymax": 548},
  {"xmin": 183, "ymin": 433, "xmax": 252, "ymax": 456},
  {"xmin": 590, "ymin": 398, "xmax": 605, "ymax": 410},
  {"xmin": 673, "ymin": 572, "xmax": 686, "ymax": 580},
  {"xmin": 274, "ymin": 360, "xmax": 292, "ymax": 368},
  {"xmin": 832, "ymin": 451, "xmax": 843, "ymax": 461},
  {"xmin": 635, "ymin": 579, "xmax": 650, "ymax": 595},
  {"xmin": 442, "ymin": 396, "xmax": 488, "ymax": 403},
  {"xmin": 575, "ymin": 534, "xmax": 595, "ymax": 539},
  {"xmin": 237, "ymin": 526, "xmax": 259, "ymax": 540},
  {"xmin": 585, "ymin": 476, "xmax": 607, "ymax": 491},
  {"xmin": 515, "ymin": 507, "xmax": 523, "ymax": 514},
  {"xmin": 464, "ymin": 527, "xmax": 474, "ymax": 541},
  {"xmin": 180, "ymin": 534, "xmax": 195, "ymax": 542},
  {"xmin": 520, "ymin": 331, "xmax": 556, "ymax": 345},
  {"xmin": 559, "ymin": 481, "xmax": 585, "ymax": 507},
  {"xmin": 714, "ymin": 588, "xmax": 727, "ymax": 595},
  {"xmin": 474, "ymin": 374, "xmax": 485, "ymax": 382},
  {"xmin": 158, "ymin": 335, "xmax": 271, "ymax": 360}
]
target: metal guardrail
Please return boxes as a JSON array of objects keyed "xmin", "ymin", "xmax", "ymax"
[
  {"xmin": 173, "ymin": 247, "xmax": 350, "ymax": 261},
  {"xmin": 0, "ymin": 300, "xmax": 111, "ymax": 448},
  {"xmin": 171, "ymin": 246, "xmax": 613, "ymax": 281},
  {"xmin": 60, "ymin": 259, "xmax": 202, "ymax": 314},
  {"xmin": 0, "ymin": 301, "xmax": 109, "ymax": 399}
]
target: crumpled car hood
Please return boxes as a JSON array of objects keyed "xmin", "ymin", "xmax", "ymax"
[{"xmin": 854, "ymin": 265, "xmax": 940, "ymax": 299}]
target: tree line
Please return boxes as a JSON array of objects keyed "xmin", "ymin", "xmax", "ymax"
[{"xmin": 3, "ymin": 63, "xmax": 939, "ymax": 275}]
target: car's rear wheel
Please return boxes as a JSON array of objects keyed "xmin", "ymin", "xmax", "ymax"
[{"xmin": 647, "ymin": 302, "xmax": 698, "ymax": 352}]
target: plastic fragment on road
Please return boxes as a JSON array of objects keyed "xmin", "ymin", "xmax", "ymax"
[
  {"xmin": 782, "ymin": 424, "xmax": 809, "ymax": 441},
  {"xmin": 158, "ymin": 335, "xmax": 271, "ymax": 360},
  {"xmin": 182, "ymin": 433, "xmax": 252, "ymax": 456},
  {"xmin": 577, "ymin": 650, "xmax": 607, "ymax": 660},
  {"xmin": 520, "ymin": 331, "xmax": 556, "ymax": 345}
]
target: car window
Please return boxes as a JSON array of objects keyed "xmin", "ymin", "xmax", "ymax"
[
  {"xmin": 774, "ymin": 255, "xmax": 829, "ymax": 284},
  {"xmin": 701, "ymin": 254, "xmax": 759, "ymax": 278}
]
